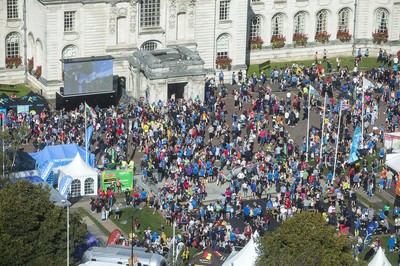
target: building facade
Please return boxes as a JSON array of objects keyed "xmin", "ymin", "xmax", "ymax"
[{"xmin": 0, "ymin": 0, "xmax": 399, "ymax": 100}]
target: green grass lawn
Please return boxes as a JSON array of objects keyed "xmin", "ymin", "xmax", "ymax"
[
  {"xmin": 248, "ymin": 56, "xmax": 391, "ymax": 77},
  {"xmin": 357, "ymin": 235, "xmax": 399, "ymax": 265},
  {"xmin": 0, "ymin": 84, "xmax": 32, "ymax": 97},
  {"xmin": 110, "ymin": 206, "xmax": 174, "ymax": 238}
]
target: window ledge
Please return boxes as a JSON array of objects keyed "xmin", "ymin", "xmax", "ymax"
[
  {"xmin": 251, "ymin": 1, "xmax": 264, "ymax": 5},
  {"xmin": 7, "ymin": 18, "xmax": 21, "ymax": 21},
  {"xmin": 139, "ymin": 27, "xmax": 165, "ymax": 35},
  {"xmin": 64, "ymin": 31, "xmax": 78, "ymax": 34},
  {"xmin": 219, "ymin": 20, "xmax": 233, "ymax": 24}
]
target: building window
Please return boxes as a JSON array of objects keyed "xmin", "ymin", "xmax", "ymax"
[
  {"xmin": 250, "ymin": 16, "xmax": 261, "ymax": 38},
  {"xmin": 70, "ymin": 179, "xmax": 81, "ymax": 197},
  {"xmin": 338, "ymin": 8, "xmax": 350, "ymax": 32},
  {"xmin": 141, "ymin": 41, "xmax": 159, "ymax": 50},
  {"xmin": 7, "ymin": 0, "xmax": 18, "ymax": 19},
  {"xmin": 294, "ymin": 12, "xmax": 306, "ymax": 34},
  {"xmin": 251, "ymin": 0, "xmax": 261, "ymax": 2},
  {"xmin": 64, "ymin": 11, "xmax": 76, "ymax": 32},
  {"xmin": 5, "ymin": 32, "xmax": 20, "ymax": 58},
  {"xmin": 376, "ymin": 8, "xmax": 389, "ymax": 32},
  {"xmin": 140, "ymin": 0, "xmax": 160, "ymax": 28},
  {"xmin": 219, "ymin": 1, "xmax": 230, "ymax": 21},
  {"xmin": 271, "ymin": 13, "xmax": 284, "ymax": 36},
  {"xmin": 216, "ymin": 34, "xmax": 229, "ymax": 58},
  {"xmin": 316, "ymin": 10, "xmax": 328, "ymax": 33},
  {"xmin": 84, "ymin": 178, "xmax": 95, "ymax": 195}
]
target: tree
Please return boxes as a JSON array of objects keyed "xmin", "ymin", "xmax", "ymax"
[
  {"xmin": 0, "ymin": 180, "xmax": 87, "ymax": 265},
  {"xmin": 256, "ymin": 212, "xmax": 355, "ymax": 266}
]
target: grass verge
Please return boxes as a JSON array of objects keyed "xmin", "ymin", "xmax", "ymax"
[
  {"xmin": 248, "ymin": 56, "xmax": 391, "ymax": 77},
  {"xmin": 79, "ymin": 207, "xmax": 111, "ymax": 236},
  {"xmin": 109, "ymin": 206, "xmax": 174, "ymax": 238},
  {"xmin": 0, "ymin": 84, "xmax": 32, "ymax": 97}
]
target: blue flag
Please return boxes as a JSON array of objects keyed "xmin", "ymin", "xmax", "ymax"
[
  {"xmin": 86, "ymin": 125, "xmax": 94, "ymax": 150},
  {"xmin": 59, "ymin": 175, "xmax": 73, "ymax": 199},
  {"xmin": 348, "ymin": 126, "xmax": 361, "ymax": 164}
]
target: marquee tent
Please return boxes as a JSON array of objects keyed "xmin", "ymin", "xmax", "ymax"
[
  {"xmin": 58, "ymin": 153, "xmax": 98, "ymax": 197},
  {"xmin": 384, "ymin": 132, "xmax": 400, "ymax": 152},
  {"xmin": 368, "ymin": 247, "xmax": 392, "ymax": 266},
  {"xmin": 29, "ymin": 144, "xmax": 95, "ymax": 185},
  {"xmin": 222, "ymin": 231, "xmax": 259, "ymax": 266},
  {"xmin": 385, "ymin": 153, "xmax": 400, "ymax": 173}
]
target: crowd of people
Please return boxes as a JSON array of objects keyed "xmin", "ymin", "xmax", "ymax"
[{"xmin": 3, "ymin": 48, "xmax": 400, "ymax": 261}]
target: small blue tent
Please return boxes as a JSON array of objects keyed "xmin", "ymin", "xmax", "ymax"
[{"xmin": 29, "ymin": 144, "xmax": 95, "ymax": 185}]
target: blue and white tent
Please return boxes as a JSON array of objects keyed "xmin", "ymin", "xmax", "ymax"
[{"xmin": 29, "ymin": 144, "xmax": 95, "ymax": 185}]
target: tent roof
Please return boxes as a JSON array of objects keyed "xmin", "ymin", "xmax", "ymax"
[
  {"xmin": 368, "ymin": 247, "xmax": 392, "ymax": 266},
  {"xmin": 385, "ymin": 153, "xmax": 400, "ymax": 172},
  {"xmin": 30, "ymin": 144, "xmax": 88, "ymax": 164},
  {"xmin": 58, "ymin": 153, "xmax": 97, "ymax": 177},
  {"xmin": 222, "ymin": 232, "xmax": 259, "ymax": 266},
  {"xmin": 385, "ymin": 132, "xmax": 400, "ymax": 137}
]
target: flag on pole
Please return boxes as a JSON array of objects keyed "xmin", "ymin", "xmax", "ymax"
[
  {"xmin": 362, "ymin": 77, "xmax": 374, "ymax": 90},
  {"xmin": 84, "ymin": 102, "xmax": 97, "ymax": 118},
  {"xmin": 86, "ymin": 125, "xmax": 94, "ymax": 150},
  {"xmin": 348, "ymin": 126, "xmax": 361, "ymax": 164}
]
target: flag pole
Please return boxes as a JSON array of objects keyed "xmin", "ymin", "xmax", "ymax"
[
  {"xmin": 306, "ymin": 88, "xmax": 311, "ymax": 162},
  {"xmin": 2, "ymin": 114, "xmax": 4, "ymax": 178},
  {"xmin": 85, "ymin": 102, "xmax": 88, "ymax": 163},
  {"xmin": 361, "ymin": 87, "xmax": 364, "ymax": 145},
  {"xmin": 319, "ymin": 94, "xmax": 327, "ymax": 164},
  {"xmin": 333, "ymin": 101, "xmax": 343, "ymax": 181}
]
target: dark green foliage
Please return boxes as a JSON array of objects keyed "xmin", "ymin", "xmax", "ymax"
[
  {"xmin": 256, "ymin": 212, "xmax": 355, "ymax": 266},
  {"xmin": 0, "ymin": 180, "xmax": 86, "ymax": 265}
]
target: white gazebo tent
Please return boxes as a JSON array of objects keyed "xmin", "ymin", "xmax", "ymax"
[
  {"xmin": 368, "ymin": 247, "xmax": 392, "ymax": 266},
  {"xmin": 385, "ymin": 153, "xmax": 400, "ymax": 173},
  {"xmin": 222, "ymin": 231, "xmax": 259, "ymax": 266},
  {"xmin": 58, "ymin": 153, "xmax": 98, "ymax": 197}
]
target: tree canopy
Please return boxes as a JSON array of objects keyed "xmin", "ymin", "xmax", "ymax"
[
  {"xmin": 0, "ymin": 180, "xmax": 87, "ymax": 265},
  {"xmin": 256, "ymin": 212, "xmax": 355, "ymax": 266}
]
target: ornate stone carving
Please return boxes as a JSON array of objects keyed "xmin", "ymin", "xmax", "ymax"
[
  {"xmin": 109, "ymin": 5, "xmax": 118, "ymax": 34},
  {"xmin": 118, "ymin": 7, "xmax": 127, "ymax": 17},
  {"xmin": 169, "ymin": 0, "xmax": 177, "ymax": 29},
  {"xmin": 188, "ymin": 3, "xmax": 195, "ymax": 28},
  {"xmin": 130, "ymin": 1, "xmax": 137, "ymax": 32},
  {"xmin": 178, "ymin": 4, "xmax": 187, "ymax": 13}
]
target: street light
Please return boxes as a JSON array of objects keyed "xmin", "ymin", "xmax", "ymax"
[{"xmin": 61, "ymin": 199, "xmax": 70, "ymax": 266}]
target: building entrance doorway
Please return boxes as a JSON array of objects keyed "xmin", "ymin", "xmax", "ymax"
[{"xmin": 168, "ymin": 82, "xmax": 186, "ymax": 99}]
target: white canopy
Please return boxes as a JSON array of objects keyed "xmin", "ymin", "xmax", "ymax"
[
  {"xmin": 222, "ymin": 231, "xmax": 259, "ymax": 266},
  {"xmin": 368, "ymin": 247, "xmax": 392, "ymax": 266},
  {"xmin": 58, "ymin": 153, "xmax": 98, "ymax": 197},
  {"xmin": 385, "ymin": 153, "xmax": 400, "ymax": 173}
]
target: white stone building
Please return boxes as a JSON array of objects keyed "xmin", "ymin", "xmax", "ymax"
[{"xmin": 0, "ymin": 0, "xmax": 399, "ymax": 101}]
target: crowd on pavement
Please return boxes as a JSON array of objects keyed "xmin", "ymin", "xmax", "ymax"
[{"xmin": 3, "ymin": 48, "xmax": 400, "ymax": 260}]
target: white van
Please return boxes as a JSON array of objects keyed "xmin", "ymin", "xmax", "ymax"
[{"xmin": 81, "ymin": 246, "xmax": 167, "ymax": 266}]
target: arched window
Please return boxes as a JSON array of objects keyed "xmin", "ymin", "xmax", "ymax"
[
  {"xmin": 338, "ymin": 8, "xmax": 350, "ymax": 32},
  {"xmin": 271, "ymin": 13, "xmax": 284, "ymax": 36},
  {"xmin": 62, "ymin": 45, "xmax": 78, "ymax": 59},
  {"xmin": 216, "ymin": 34, "xmax": 229, "ymax": 58},
  {"xmin": 70, "ymin": 179, "xmax": 81, "ymax": 197},
  {"xmin": 376, "ymin": 8, "xmax": 389, "ymax": 32},
  {"xmin": 141, "ymin": 41, "xmax": 160, "ymax": 50},
  {"xmin": 316, "ymin": 10, "xmax": 328, "ymax": 33},
  {"xmin": 140, "ymin": 0, "xmax": 160, "ymax": 28},
  {"xmin": 250, "ymin": 16, "xmax": 261, "ymax": 38},
  {"xmin": 84, "ymin": 178, "xmax": 95, "ymax": 195},
  {"xmin": 294, "ymin": 12, "xmax": 306, "ymax": 34},
  {"xmin": 7, "ymin": 0, "xmax": 18, "ymax": 19},
  {"xmin": 5, "ymin": 32, "xmax": 20, "ymax": 58}
]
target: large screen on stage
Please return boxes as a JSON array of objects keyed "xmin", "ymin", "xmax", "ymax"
[{"xmin": 63, "ymin": 59, "xmax": 113, "ymax": 96}]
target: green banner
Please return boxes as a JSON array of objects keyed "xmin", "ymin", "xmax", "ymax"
[{"xmin": 101, "ymin": 169, "xmax": 133, "ymax": 191}]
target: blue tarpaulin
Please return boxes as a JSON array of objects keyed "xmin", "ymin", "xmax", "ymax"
[{"xmin": 29, "ymin": 144, "xmax": 95, "ymax": 185}]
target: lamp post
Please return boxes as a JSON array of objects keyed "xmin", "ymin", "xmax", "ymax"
[{"xmin": 62, "ymin": 200, "xmax": 70, "ymax": 266}]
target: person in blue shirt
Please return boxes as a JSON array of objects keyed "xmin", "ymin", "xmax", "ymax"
[
  {"xmin": 219, "ymin": 70, "xmax": 224, "ymax": 85},
  {"xmin": 243, "ymin": 205, "xmax": 250, "ymax": 222},
  {"xmin": 379, "ymin": 148, "xmax": 385, "ymax": 164},
  {"xmin": 327, "ymin": 172, "xmax": 333, "ymax": 185},
  {"xmin": 140, "ymin": 189, "xmax": 148, "ymax": 205}
]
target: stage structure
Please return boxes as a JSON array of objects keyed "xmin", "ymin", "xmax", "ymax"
[{"xmin": 57, "ymin": 55, "xmax": 122, "ymax": 110}]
